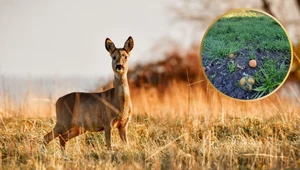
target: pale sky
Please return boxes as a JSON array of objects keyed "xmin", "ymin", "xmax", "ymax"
[
  {"xmin": 0, "ymin": 0, "xmax": 184, "ymax": 78},
  {"xmin": 1, "ymin": 0, "xmax": 298, "ymax": 80}
]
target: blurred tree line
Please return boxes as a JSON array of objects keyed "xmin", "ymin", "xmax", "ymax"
[{"xmin": 101, "ymin": 0, "xmax": 300, "ymax": 98}]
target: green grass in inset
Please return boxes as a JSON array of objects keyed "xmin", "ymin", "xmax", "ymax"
[
  {"xmin": 253, "ymin": 57, "xmax": 289, "ymax": 98},
  {"xmin": 227, "ymin": 60, "xmax": 236, "ymax": 74},
  {"xmin": 202, "ymin": 15, "xmax": 290, "ymax": 60}
]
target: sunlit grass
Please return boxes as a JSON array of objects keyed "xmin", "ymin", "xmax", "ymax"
[{"xmin": 0, "ymin": 80, "xmax": 300, "ymax": 169}]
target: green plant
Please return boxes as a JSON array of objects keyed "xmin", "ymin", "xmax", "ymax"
[
  {"xmin": 252, "ymin": 58, "xmax": 288, "ymax": 98},
  {"xmin": 227, "ymin": 60, "xmax": 236, "ymax": 73}
]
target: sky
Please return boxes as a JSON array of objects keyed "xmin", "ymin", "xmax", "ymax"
[
  {"xmin": 1, "ymin": 1, "xmax": 299, "ymax": 84},
  {"xmin": 0, "ymin": 0, "xmax": 186, "ymax": 78}
]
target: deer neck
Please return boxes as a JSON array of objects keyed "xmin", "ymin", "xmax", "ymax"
[{"xmin": 113, "ymin": 73, "xmax": 131, "ymax": 115}]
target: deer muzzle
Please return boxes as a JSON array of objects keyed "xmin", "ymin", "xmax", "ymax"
[{"xmin": 115, "ymin": 64, "xmax": 124, "ymax": 71}]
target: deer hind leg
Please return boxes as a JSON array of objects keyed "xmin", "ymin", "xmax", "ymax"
[
  {"xmin": 58, "ymin": 127, "xmax": 81, "ymax": 151},
  {"xmin": 44, "ymin": 130, "xmax": 59, "ymax": 145},
  {"xmin": 104, "ymin": 127, "xmax": 112, "ymax": 150},
  {"xmin": 43, "ymin": 124, "xmax": 66, "ymax": 145}
]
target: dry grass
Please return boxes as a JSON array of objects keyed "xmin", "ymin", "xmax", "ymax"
[{"xmin": 0, "ymin": 80, "xmax": 300, "ymax": 169}]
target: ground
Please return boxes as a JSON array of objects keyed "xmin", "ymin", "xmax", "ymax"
[{"xmin": 203, "ymin": 49, "xmax": 290, "ymax": 99}]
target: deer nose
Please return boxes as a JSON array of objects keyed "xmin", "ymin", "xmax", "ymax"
[{"xmin": 115, "ymin": 64, "xmax": 123, "ymax": 71}]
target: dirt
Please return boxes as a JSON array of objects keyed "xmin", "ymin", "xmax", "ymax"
[{"xmin": 202, "ymin": 49, "xmax": 290, "ymax": 100}]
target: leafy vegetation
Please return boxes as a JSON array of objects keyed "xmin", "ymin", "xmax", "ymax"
[
  {"xmin": 253, "ymin": 58, "xmax": 289, "ymax": 98},
  {"xmin": 227, "ymin": 60, "xmax": 236, "ymax": 73}
]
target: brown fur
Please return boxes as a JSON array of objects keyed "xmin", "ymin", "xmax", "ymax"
[{"xmin": 44, "ymin": 37, "xmax": 134, "ymax": 150}]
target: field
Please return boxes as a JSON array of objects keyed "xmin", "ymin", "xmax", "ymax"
[
  {"xmin": 201, "ymin": 10, "xmax": 291, "ymax": 100},
  {"xmin": 0, "ymin": 78, "xmax": 300, "ymax": 169}
]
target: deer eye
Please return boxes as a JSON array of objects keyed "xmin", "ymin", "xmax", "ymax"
[
  {"xmin": 112, "ymin": 56, "xmax": 116, "ymax": 60},
  {"xmin": 124, "ymin": 56, "xmax": 127, "ymax": 60}
]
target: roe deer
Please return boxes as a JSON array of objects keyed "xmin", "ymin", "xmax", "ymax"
[{"xmin": 43, "ymin": 36, "xmax": 134, "ymax": 150}]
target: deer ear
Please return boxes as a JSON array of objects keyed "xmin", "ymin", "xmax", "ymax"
[
  {"xmin": 123, "ymin": 36, "xmax": 134, "ymax": 53},
  {"xmin": 105, "ymin": 38, "xmax": 116, "ymax": 54}
]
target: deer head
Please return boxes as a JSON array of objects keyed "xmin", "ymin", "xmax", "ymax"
[{"xmin": 105, "ymin": 36, "xmax": 134, "ymax": 76}]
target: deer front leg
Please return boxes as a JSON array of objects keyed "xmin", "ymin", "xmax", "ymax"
[
  {"xmin": 118, "ymin": 126, "xmax": 128, "ymax": 144},
  {"xmin": 104, "ymin": 127, "xmax": 112, "ymax": 150}
]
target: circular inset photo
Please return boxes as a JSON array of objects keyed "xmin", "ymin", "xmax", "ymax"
[{"xmin": 200, "ymin": 9, "xmax": 293, "ymax": 100}]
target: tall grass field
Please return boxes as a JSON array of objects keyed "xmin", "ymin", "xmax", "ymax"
[{"xmin": 0, "ymin": 79, "xmax": 299, "ymax": 169}]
